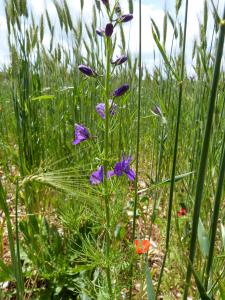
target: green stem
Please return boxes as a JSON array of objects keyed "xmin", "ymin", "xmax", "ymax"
[
  {"xmin": 156, "ymin": 0, "xmax": 189, "ymax": 297},
  {"xmin": 129, "ymin": 0, "xmax": 142, "ymax": 298},
  {"xmin": 183, "ymin": 7, "xmax": 225, "ymax": 299},
  {"xmin": 0, "ymin": 181, "xmax": 22, "ymax": 300},
  {"xmin": 104, "ymin": 36, "xmax": 113, "ymax": 299},
  {"xmin": 204, "ymin": 125, "xmax": 225, "ymax": 290}
]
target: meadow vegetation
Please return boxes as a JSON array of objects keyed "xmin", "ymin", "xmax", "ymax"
[{"xmin": 0, "ymin": 0, "xmax": 225, "ymax": 299}]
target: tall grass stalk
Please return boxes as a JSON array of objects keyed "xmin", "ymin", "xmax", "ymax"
[
  {"xmin": 156, "ymin": 0, "xmax": 189, "ymax": 296},
  {"xmin": 183, "ymin": 6, "xmax": 225, "ymax": 299},
  {"xmin": 204, "ymin": 124, "xmax": 225, "ymax": 290},
  {"xmin": 0, "ymin": 180, "xmax": 23, "ymax": 299},
  {"xmin": 129, "ymin": 0, "xmax": 142, "ymax": 298}
]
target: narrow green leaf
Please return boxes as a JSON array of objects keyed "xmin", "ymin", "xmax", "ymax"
[
  {"xmin": 32, "ymin": 95, "xmax": 54, "ymax": 101},
  {"xmin": 198, "ymin": 219, "xmax": 209, "ymax": 257},
  {"xmin": 191, "ymin": 266, "xmax": 211, "ymax": 300},
  {"xmin": 219, "ymin": 284, "xmax": 225, "ymax": 300},
  {"xmin": 152, "ymin": 27, "xmax": 179, "ymax": 81},
  {"xmin": 163, "ymin": 12, "xmax": 167, "ymax": 46},
  {"xmin": 128, "ymin": 0, "xmax": 133, "ymax": 14},
  {"xmin": 176, "ymin": 0, "xmax": 183, "ymax": 15},
  {"xmin": 151, "ymin": 18, "xmax": 160, "ymax": 40},
  {"xmin": 221, "ymin": 224, "xmax": 225, "ymax": 250},
  {"xmin": 145, "ymin": 258, "xmax": 155, "ymax": 300}
]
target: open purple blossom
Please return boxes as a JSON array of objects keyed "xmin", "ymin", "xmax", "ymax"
[
  {"xmin": 90, "ymin": 166, "xmax": 104, "ymax": 185},
  {"xmin": 111, "ymin": 55, "xmax": 128, "ymax": 66},
  {"xmin": 73, "ymin": 124, "xmax": 90, "ymax": 145},
  {"xmin": 96, "ymin": 103, "xmax": 105, "ymax": 119},
  {"xmin": 96, "ymin": 100, "xmax": 117, "ymax": 119},
  {"xmin": 113, "ymin": 84, "xmax": 129, "ymax": 97},
  {"xmin": 96, "ymin": 28, "xmax": 104, "ymax": 37},
  {"xmin": 108, "ymin": 155, "xmax": 135, "ymax": 181},
  {"xmin": 105, "ymin": 23, "xmax": 114, "ymax": 37},
  {"xmin": 118, "ymin": 14, "xmax": 133, "ymax": 23},
  {"xmin": 78, "ymin": 65, "xmax": 97, "ymax": 77}
]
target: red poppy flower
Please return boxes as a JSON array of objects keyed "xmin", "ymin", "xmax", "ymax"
[
  {"xmin": 134, "ymin": 239, "xmax": 151, "ymax": 254},
  {"xmin": 177, "ymin": 207, "xmax": 187, "ymax": 217}
]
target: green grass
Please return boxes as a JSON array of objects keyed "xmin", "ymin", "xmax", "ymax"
[{"xmin": 0, "ymin": 0, "xmax": 225, "ymax": 299}]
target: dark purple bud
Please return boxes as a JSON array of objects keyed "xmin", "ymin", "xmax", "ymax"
[
  {"xmin": 96, "ymin": 28, "xmax": 104, "ymax": 37},
  {"xmin": 118, "ymin": 14, "xmax": 133, "ymax": 23},
  {"xmin": 113, "ymin": 84, "xmax": 129, "ymax": 97},
  {"xmin": 105, "ymin": 23, "xmax": 114, "ymax": 38},
  {"xmin": 78, "ymin": 64, "xmax": 97, "ymax": 77},
  {"xmin": 152, "ymin": 105, "xmax": 162, "ymax": 117},
  {"xmin": 101, "ymin": 0, "xmax": 109, "ymax": 6},
  {"xmin": 111, "ymin": 55, "xmax": 128, "ymax": 66}
]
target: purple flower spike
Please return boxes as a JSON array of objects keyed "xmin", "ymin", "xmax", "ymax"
[
  {"xmin": 73, "ymin": 124, "xmax": 90, "ymax": 145},
  {"xmin": 113, "ymin": 84, "xmax": 129, "ymax": 97},
  {"xmin": 108, "ymin": 155, "xmax": 135, "ymax": 181},
  {"xmin": 111, "ymin": 55, "xmax": 128, "ymax": 66},
  {"xmin": 105, "ymin": 23, "xmax": 114, "ymax": 38},
  {"xmin": 96, "ymin": 28, "xmax": 104, "ymax": 37},
  {"xmin": 90, "ymin": 166, "xmax": 104, "ymax": 185},
  {"xmin": 78, "ymin": 64, "xmax": 97, "ymax": 77},
  {"xmin": 118, "ymin": 14, "xmax": 133, "ymax": 23},
  {"xmin": 96, "ymin": 100, "xmax": 117, "ymax": 119}
]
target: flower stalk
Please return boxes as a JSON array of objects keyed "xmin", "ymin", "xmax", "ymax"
[{"xmin": 104, "ymin": 33, "xmax": 113, "ymax": 298}]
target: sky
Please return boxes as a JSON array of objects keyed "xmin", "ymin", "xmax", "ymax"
[{"xmin": 0, "ymin": 0, "xmax": 224, "ymax": 73}]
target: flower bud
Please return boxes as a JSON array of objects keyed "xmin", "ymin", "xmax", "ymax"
[
  {"xmin": 101, "ymin": 0, "xmax": 109, "ymax": 6},
  {"xmin": 111, "ymin": 55, "xmax": 128, "ymax": 66},
  {"xmin": 118, "ymin": 14, "xmax": 133, "ymax": 23},
  {"xmin": 96, "ymin": 28, "xmax": 104, "ymax": 37},
  {"xmin": 105, "ymin": 23, "xmax": 114, "ymax": 38},
  {"xmin": 78, "ymin": 65, "xmax": 97, "ymax": 77},
  {"xmin": 113, "ymin": 84, "xmax": 129, "ymax": 97}
]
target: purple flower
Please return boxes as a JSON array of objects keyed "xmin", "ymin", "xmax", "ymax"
[
  {"xmin": 73, "ymin": 124, "xmax": 90, "ymax": 145},
  {"xmin": 113, "ymin": 84, "xmax": 129, "ymax": 97},
  {"xmin": 111, "ymin": 55, "xmax": 128, "ymax": 66},
  {"xmin": 118, "ymin": 14, "xmax": 133, "ymax": 23},
  {"xmin": 96, "ymin": 100, "xmax": 117, "ymax": 119},
  {"xmin": 105, "ymin": 23, "xmax": 114, "ymax": 38},
  {"xmin": 108, "ymin": 155, "xmax": 136, "ymax": 181},
  {"xmin": 96, "ymin": 103, "xmax": 105, "ymax": 119},
  {"xmin": 90, "ymin": 166, "xmax": 104, "ymax": 185},
  {"xmin": 78, "ymin": 65, "xmax": 97, "ymax": 77},
  {"xmin": 96, "ymin": 28, "xmax": 104, "ymax": 37}
]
